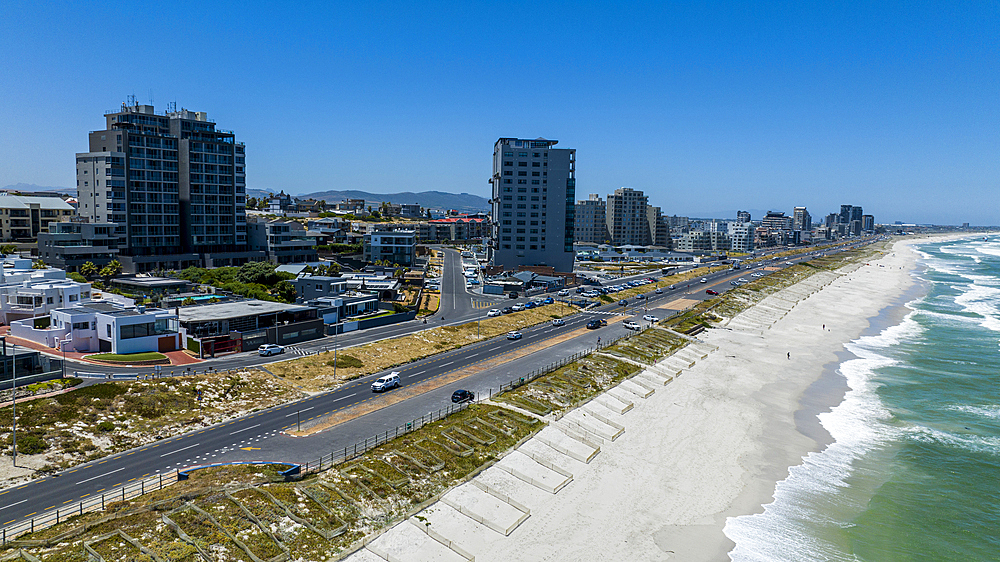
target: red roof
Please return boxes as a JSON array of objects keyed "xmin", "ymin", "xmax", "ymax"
[{"xmin": 429, "ymin": 217, "xmax": 486, "ymax": 224}]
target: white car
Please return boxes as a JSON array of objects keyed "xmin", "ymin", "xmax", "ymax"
[
  {"xmin": 371, "ymin": 373, "xmax": 401, "ymax": 393},
  {"xmin": 700, "ymin": 278, "xmax": 708, "ymax": 283},
  {"xmin": 623, "ymin": 320, "xmax": 642, "ymax": 331},
  {"xmin": 487, "ymin": 309, "xmax": 502, "ymax": 317},
  {"xmin": 642, "ymin": 314, "xmax": 658, "ymax": 322},
  {"xmin": 551, "ymin": 318, "xmax": 566, "ymax": 327},
  {"xmin": 557, "ymin": 289, "xmax": 570, "ymax": 296},
  {"xmin": 512, "ymin": 303, "xmax": 526, "ymax": 312},
  {"xmin": 506, "ymin": 331, "xmax": 523, "ymax": 340},
  {"xmin": 258, "ymin": 344, "xmax": 284, "ymax": 357}
]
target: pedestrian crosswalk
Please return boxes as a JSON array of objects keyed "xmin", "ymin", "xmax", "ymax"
[{"xmin": 283, "ymin": 346, "xmax": 312, "ymax": 356}]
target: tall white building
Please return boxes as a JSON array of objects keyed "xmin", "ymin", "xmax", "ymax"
[
  {"xmin": 728, "ymin": 222, "xmax": 755, "ymax": 253},
  {"xmin": 489, "ymin": 138, "xmax": 576, "ymax": 272}
]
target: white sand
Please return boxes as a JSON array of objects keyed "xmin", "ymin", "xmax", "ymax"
[{"xmin": 345, "ymin": 239, "xmax": 948, "ymax": 562}]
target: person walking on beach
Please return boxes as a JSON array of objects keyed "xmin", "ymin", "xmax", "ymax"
[{"xmin": 787, "ymin": 352, "xmax": 791, "ymax": 360}]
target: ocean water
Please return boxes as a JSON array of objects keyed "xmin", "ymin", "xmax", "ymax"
[{"xmin": 724, "ymin": 236, "xmax": 1000, "ymax": 561}]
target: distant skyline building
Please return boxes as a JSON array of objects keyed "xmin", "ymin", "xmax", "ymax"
[
  {"xmin": 728, "ymin": 222, "xmax": 754, "ymax": 253},
  {"xmin": 792, "ymin": 206, "xmax": 812, "ymax": 232},
  {"xmin": 646, "ymin": 205, "xmax": 671, "ymax": 248},
  {"xmin": 736, "ymin": 210, "xmax": 751, "ymax": 224},
  {"xmin": 574, "ymin": 194, "xmax": 608, "ymax": 244},
  {"xmin": 606, "ymin": 187, "xmax": 649, "ymax": 245},
  {"xmin": 489, "ymin": 137, "xmax": 576, "ymax": 272},
  {"xmin": 77, "ymin": 101, "xmax": 261, "ymax": 272},
  {"xmin": 761, "ymin": 211, "xmax": 793, "ymax": 231},
  {"xmin": 862, "ymin": 214, "xmax": 875, "ymax": 233}
]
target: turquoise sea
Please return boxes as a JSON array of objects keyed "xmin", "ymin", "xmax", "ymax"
[{"xmin": 724, "ymin": 236, "xmax": 1000, "ymax": 561}]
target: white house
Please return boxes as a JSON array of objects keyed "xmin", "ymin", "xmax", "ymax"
[{"xmin": 11, "ymin": 301, "xmax": 179, "ymax": 354}]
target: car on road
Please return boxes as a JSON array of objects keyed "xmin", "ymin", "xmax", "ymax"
[
  {"xmin": 618, "ymin": 299, "xmax": 628, "ymax": 306},
  {"xmin": 654, "ymin": 288, "xmax": 663, "ymax": 294},
  {"xmin": 623, "ymin": 320, "xmax": 641, "ymax": 330},
  {"xmin": 487, "ymin": 309, "xmax": 502, "ymax": 317},
  {"xmin": 501, "ymin": 306, "xmax": 514, "ymax": 314},
  {"xmin": 576, "ymin": 287, "xmax": 587, "ymax": 294},
  {"xmin": 508, "ymin": 291, "xmax": 519, "ymax": 298},
  {"xmin": 700, "ymin": 278, "xmax": 708, "ymax": 283},
  {"xmin": 669, "ymin": 284, "xmax": 676, "ymax": 290},
  {"xmin": 551, "ymin": 318, "xmax": 566, "ymax": 326},
  {"xmin": 451, "ymin": 389, "xmax": 475, "ymax": 403},
  {"xmin": 524, "ymin": 301, "xmax": 537, "ymax": 309},
  {"xmin": 543, "ymin": 297, "xmax": 554, "ymax": 304},
  {"xmin": 731, "ymin": 281, "xmax": 739, "ymax": 286},
  {"xmin": 557, "ymin": 289, "xmax": 570, "ymax": 296},
  {"xmin": 635, "ymin": 294, "xmax": 646, "ymax": 299},
  {"xmin": 586, "ymin": 319, "xmax": 603, "ymax": 329},
  {"xmin": 371, "ymin": 373, "xmax": 401, "ymax": 392},
  {"xmin": 642, "ymin": 314, "xmax": 658, "ymax": 322},
  {"xmin": 706, "ymin": 289, "xmax": 719, "ymax": 295},
  {"xmin": 512, "ymin": 303, "xmax": 526, "ymax": 312},
  {"xmin": 258, "ymin": 344, "xmax": 285, "ymax": 357},
  {"xmin": 506, "ymin": 331, "xmax": 523, "ymax": 340}
]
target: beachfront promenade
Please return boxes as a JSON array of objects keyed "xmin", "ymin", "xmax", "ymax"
[{"xmin": 344, "ymin": 239, "xmax": 922, "ymax": 562}]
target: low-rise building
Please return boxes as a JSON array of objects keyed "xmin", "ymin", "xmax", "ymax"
[
  {"xmin": 248, "ymin": 217, "xmax": 319, "ymax": 264},
  {"xmin": 177, "ymin": 299, "xmax": 324, "ymax": 353},
  {"xmin": 10, "ymin": 301, "xmax": 179, "ymax": 354},
  {"xmin": 290, "ymin": 275, "xmax": 348, "ymax": 301},
  {"xmin": 37, "ymin": 219, "xmax": 120, "ymax": 272},
  {"xmin": 0, "ymin": 193, "xmax": 75, "ymax": 241},
  {"xmin": 0, "ymin": 279, "xmax": 92, "ymax": 324},
  {"xmin": 363, "ymin": 226, "xmax": 415, "ymax": 266}
]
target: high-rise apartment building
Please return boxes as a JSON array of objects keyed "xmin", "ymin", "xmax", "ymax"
[
  {"xmin": 792, "ymin": 207, "xmax": 812, "ymax": 232},
  {"xmin": 728, "ymin": 222, "xmax": 754, "ymax": 253},
  {"xmin": 77, "ymin": 102, "xmax": 262, "ymax": 272},
  {"xmin": 646, "ymin": 205, "xmax": 671, "ymax": 248},
  {"xmin": 861, "ymin": 214, "xmax": 875, "ymax": 233},
  {"xmin": 575, "ymin": 194, "xmax": 608, "ymax": 244},
  {"xmin": 489, "ymin": 137, "xmax": 575, "ymax": 272},
  {"xmin": 736, "ymin": 210, "xmax": 751, "ymax": 224},
  {"xmin": 606, "ymin": 188, "xmax": 650, "ymax": 245},
  {"xmin": 839, "ymin": 205, "xmax": 853, "ymax": 226},
  {"xmin": 761, "ymin": 211, "xmax": 793, "ymax": 231}
]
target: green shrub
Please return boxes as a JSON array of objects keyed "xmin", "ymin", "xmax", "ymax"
[
  {"xmin": 96, "ymin": 421, "xmax": 115, "ymax": 432},
  {"xmin": 14, "ymin": 434, "xmax": 48, "ymax": 455},
  {"xmin": 327, "ymin": 354, "xmax": 363, "ymax": 369}
]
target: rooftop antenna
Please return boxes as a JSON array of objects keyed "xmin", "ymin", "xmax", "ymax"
[{"xmin": 148, "ymin": 89, "xmax": 154, "ymax": 107}]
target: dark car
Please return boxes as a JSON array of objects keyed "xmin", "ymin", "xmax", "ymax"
[
  {"xmin": 501, "ymin": 306, "xmax": 514, "ymax": 314},
  {"xmin": 706, "ymin": 289, "xmax": 719, "ymax": 295},
  {"xmin": 636, "ymin": 294, "xmax": 646, "ymax": 299},
  {"xmin": 508, "ymin": 291, "xmax": 519, "ymax": 298},
  {"xmin": 618, "ymin": 299, "xmax": 628, "ymax": 306},
  {"xmin": 451, "ymin": 389, "xmax": 475, "ymax": 403},
  {"xmin": 586, "ymin": 319, "xmax": 603, "ymax": 329}
]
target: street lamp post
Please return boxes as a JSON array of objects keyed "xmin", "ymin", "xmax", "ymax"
[{"xmin": 11, "ymin": 343, "xmax": 16, "ymax": 467}]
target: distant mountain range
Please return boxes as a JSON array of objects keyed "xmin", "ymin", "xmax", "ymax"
[
  {"xmin": 251, "ymin": 189, "xmax": 490, "ymax": 213},
  {"xmin": 1, "ymin": 183, "xmax": 75, "ymax": 195}
]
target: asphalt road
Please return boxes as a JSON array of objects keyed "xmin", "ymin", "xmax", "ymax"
[{"xmin": 0, "ymin": 237, "xmax": 881, "ymax": 527}]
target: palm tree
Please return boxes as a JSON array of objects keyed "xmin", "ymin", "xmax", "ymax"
[
  {"xmin": 32, "ymin": 259, "xmax": 47, "ymax": 270},
  {"xmin": 80, "ymin": 261, "xmax": 99, "ymax": 280},
  {"xmin": 99, "ymin": 259, "xmax": 123, "ymax": 285},
  {"xmin": 0, "ymin": 244, "xmax": 16, "ymax": 256}
]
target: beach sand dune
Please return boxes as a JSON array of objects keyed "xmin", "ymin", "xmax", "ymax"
[{"xmin": 349, "ymin": 241, "xmax": 923, "ymax": 562}]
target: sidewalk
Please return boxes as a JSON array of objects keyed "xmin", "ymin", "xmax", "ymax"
[{"xmin": 0, "ymin": 326, "xmax": 203, "ymax": 367}]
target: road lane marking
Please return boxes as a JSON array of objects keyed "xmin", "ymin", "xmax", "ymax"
[
  {"xmin": 406, "ymin": 371, "xmax": 425, "ymax": 379},
  {"xmin": 439, "ymin": 361, "xmax": 453, "ymax": 368},
  {"xmin": 0, "ymin": 499, "xmax": 27, "ymax": 511},
  {"xmin": 285, "ymin": 407, "xmax": 314, "ymax": 417},
  {"xmin": 331, "ymin": 395, "xmax": 353, "ymax": 402},
  {"xmin": 160, "ymin": 443, "xmax": 200, "ymax": 457},
  {"xmin": 77, "ymin": 467, "xmax": 125, "ymax": 485},
  {"xmin": 230, "ymin": 423, "xmax": 261, "ymax": 435}
]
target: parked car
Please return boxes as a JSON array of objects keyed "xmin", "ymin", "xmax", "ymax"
[
  {"xmin": 543, "ymin": 297, "xmax": 554, "ymax": 304},
  {"xmin": 586, "ymin": 319, "xmax": 603, "ymax": 329},
  {"xmin": 508, "ymin": 291, "xmax": 519, "ymax": 298},
  {"xmin": 371, "ymin": 373, "xmax": 401, "ymax": 392},
  {"xmin": 487, "ymin": 309, "xmax": 502, "ymax": 317},
  {"xmin": 557, "ymin": 289, "xmax": 570, "ymax": 296},
  {"xmin": 551, "ymin": 318, "xmax": 566, "ymax": 327},
  {"xmin": 258, "ymin": 344, "xmax": 285, "ymax": 357},
  {"xmin": 512, "ymin": 303, "xmax": 526, "ymax": 312},
  {"xmin": 524, "ymin": 301, "xmax": 537, "ymax": 309},
  {"xmin": 706, "ymin": 289, "xmax": 719, "ymax": 295},
  {"xmin": 643, "ymin": 314, "xmax": 659, "ymax": 322},
  {"xmin": 576, "ymin": 287, "xmax": 587, "ymax": 294},
  {"xmin": 623, "ymin": 320, "xmax": 641, "ymax": 330},
  {"xmin": 451, "ymin": 389, "xmax": 475, "ymax": 403},
  {"xmin": 506, "ymin": 331, "xmax": 523, "ymax": 340},
  {"xmin": 501, "ymin": 306, "xmax": 514, "ymax": 314}
]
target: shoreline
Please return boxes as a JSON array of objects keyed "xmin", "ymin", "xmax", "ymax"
[{"xmin": 350, "ymin": 237, "xmax": 952, "ymax": 562}]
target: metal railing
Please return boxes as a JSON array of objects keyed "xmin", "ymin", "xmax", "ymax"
[{"xmin": 1, "ymin": 470, "xmax": 180, "ymax": 545}]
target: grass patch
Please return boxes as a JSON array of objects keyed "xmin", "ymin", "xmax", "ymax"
[
  {"xmin": 327, "ymin": 354, "xmax": 363, "ymax": 369},
  {"xmin": 86, "ymin": 352, "xmax": 167, "ymax": 363}
]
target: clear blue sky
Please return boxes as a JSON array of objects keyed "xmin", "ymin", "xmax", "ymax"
[{"xmin": 1, "ymin": 1, "xmax": 997, "ymax": 224}]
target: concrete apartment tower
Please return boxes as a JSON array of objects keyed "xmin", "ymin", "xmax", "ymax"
[
  {"xmin": 606, "ymin": 187, "xmax": 650, "ymax": 245},
  {"xmin": 77, "ymin": 101, "xmax": 261, "ymax": 272},
  {"xmin": 575, "ymin": 194, "xmax": 608, "ymax": 244},
  {"xmin": 792, "ymin": 206, "xmax": 812, "ymax": 232},
  {"xmin": 489, "ymin": 138, "xmax": 576, "ymax": 272}
]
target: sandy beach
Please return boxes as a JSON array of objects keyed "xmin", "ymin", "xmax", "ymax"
[{"xmin": 346, "ymin": 239, "xmax": 934, "ymax": 562}]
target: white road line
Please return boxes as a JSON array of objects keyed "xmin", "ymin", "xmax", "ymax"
[
  {"xmin": 160, "ymin": 443, "xmax": 200, "ymax": 457},
  {"xmin": 331, "ymin": 394, "xmax": 353, "ymax": 402},
  {"xmin": 230, "ymin": 423, "xmax": 261, "ymax": 435},
  {"xmin": 77, "ymin": 466, "xmax": 125, "ymax": 485},
  {"xmin": 0, "ymin": 499, "xmax": 28, "ymax": 511},
  {"xmin": 285, "ymin": 407, "xmax": 314, "ymax": 417},
  {"xmin": 439, "ymin": 361, "xmax": 454, "ymax": 368},
  {"xmin": 405, "ymin": 370, "xmax": 426, "ymax": 379}
]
